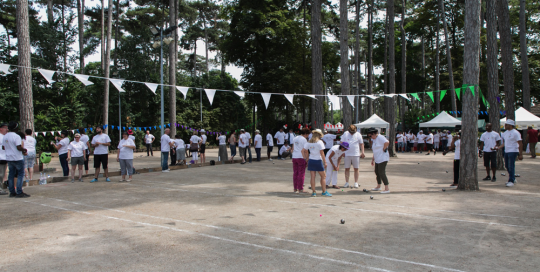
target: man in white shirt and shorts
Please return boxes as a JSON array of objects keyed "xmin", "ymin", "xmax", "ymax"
[{"xmin": 340, "ymin": 125, "xmax": 365, "ymax": 188}]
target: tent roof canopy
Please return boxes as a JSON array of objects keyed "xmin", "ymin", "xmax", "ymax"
[
  {"xmin": 500, "ymin": 107, "xmax": 540, "ymax": 129},
  {"xmin": 354, "ymin": 114, "xmax": 389, "ymax": 128},
  {"xmin": 419, "ymin": 111, "xmax": 461, "ymax": 128}
]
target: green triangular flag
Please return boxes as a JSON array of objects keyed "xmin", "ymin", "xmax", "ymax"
[
  {"xmin": 410, "ymin": 93, "xmax": 421, "ymax": 101},
  {"xmin": 469, "ymin": 85, "xmax": 475, "ymax": 97},
  {"xmin": 427, "ymin": 92, "xmax": 434, "ymax": 102},
  {"xmin": 440, "ymin": 90, "xmax": 447, "ymax": 101},
  {"xmin": 455, "ymin": 88, "xmax": 461, "ymax": 100}
]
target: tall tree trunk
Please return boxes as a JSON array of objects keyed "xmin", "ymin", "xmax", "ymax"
[
  {"xmin": 103, "ymin": 0, "xmax": 113, "ymax": 133},
  {"xmin": 204, "ymin": 15, "xmax": 209, "ymax": 75},
  {"xmin": 77, "ymin": 0, "xmax": 85, "ymax": 73},
  {"xmin": 384, "ymin": 12, "xmax": 388, "ymax": 97},
  {"xmin": 459, "ymin": 0, "xmax": 481, "ymax": 191},
  {"xmin": 498, "ymin": 0, "xmax": 514, "ymax": 120},
  {"xmin": 192, "ymin": 41, "xmax": 197, "ymax": 78},
  {"xmin": 486, "ymin": 0, "xmax": 504, "ymax": 170},
  {"xmin": 17, "ymin": 0, "xmax": 34, "ymax": 132},
  {"xmin": 386, "ymin": 0, "xmax": 396, "ymax": 156},
  {"xmin": 354, "ymin": 0, "xmax": 360, "ymax": 124},
  {"xmin": 367, "ymin": 0, "xmax": 373, "ymax": 116},
  {"xmin": 114, "ymin": 0, "xmax": 119, "ymax": 68},
  {"xmin": 519, "ymin": 0, "xmax": 530, "ymax": 110},
  {"xmin": 47, "ymin": 0, "xmax": 54, "ymax": 24},
  {"xmin": 439, "ymin": 0, "xmax": 457, "ymax": 116},
  {"xmin": 339, "ymin": 0, "xmax": 351, "ymax": 128},
  {"xmin": 435, "ymin": 4, "xmax": 440, "ymax": 113},
  {"xmin": 62, "ymin": 0, "xmax": 67, "ymax": 71},
  {"xmin": 421, "ymin": 34, "xmax": 425, "ymax": 109},
  {"xmin": 101, "ymin": 0, "xmax": 105, "ymax": 71},
  {"xmin": 400, "ymin": 0, "xmax": 406, "ymax": 130},
  {"xmin": 169, "ymin": 0, "xmax": 177, "ymax": 136},
  {"xmin": 311, "ymin": 0, "xmax": 324, "ymax": 129}
]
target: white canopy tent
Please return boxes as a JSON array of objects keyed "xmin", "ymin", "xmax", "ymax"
[
  {"xmin": 419, "ymin": 111, "xmax": 461, "ymax": 128},
  {"xmin": 500, "ymin": 107, "xmax": 540, "ymax": 129},
  {"xmin": 354, "ymin": 114, "xmax": 389, "ymax": 129},
  {"xmin": 325, "ymin": 122, "xmax": 344, "ymax": 132}
]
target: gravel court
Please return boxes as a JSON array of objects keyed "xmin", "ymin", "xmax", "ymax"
[{"xmin": 1, "ymin": 152, "xmax": 539, "ymax": 271}]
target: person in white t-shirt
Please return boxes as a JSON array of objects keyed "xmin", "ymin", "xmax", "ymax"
[
  {"xmin": 499, "ymin": 119, "xmax": 523, "ymax": 187},
  {"xmin": 340, "ymin": 125, "xmax": 365, "ymax": 188},
  {"xmin": 144, "ymin": 130, "xmax": 155, "ymax": 156},
  {"xmin": 0, "ymin": 123, "xmax": 9, "ymax": 195},
  {"xmin": 367, "ymin": 128, "xmax": 390, "ymax": 194},
  {"xmin": 215, "ymin": 132, "xmax": 227, "ymax": 162},
  {"xmin": 67, "ymin": 133, "xmax": 88, "ymax": 182},
  {"xmin": 416, "ymin": 130, "xmax": 426, "ymax": 153},
  {"xmin": 406, "ymin": 131, "xmax": 415, "ymax": 153},
  {"xmin": 190, "ymin": 131, "xmax": 202, "ymax": 165},
  {"xmin": 79, "ymin": 127, "xmax": 91, "ymax": 174},
  {"xmin": 117, "ymin": 131, "xmax": 136, "ymax": 181},
  {"xmin": 440, "ymin": 130, "xmax": 448, "ymax": 152},
  {"xmin": 266, "ymin": 132, "xmax": 274, "ymax": 161},
  {"xmin": 199, "ymin": 129, "xmax": 208, "ymax": 164},
  {"xmin": 425, "ymin": 131, "xmax": 436, "ymax": 155},
  {"xmin": 238, "ymin": 129, "xmax": 249, "ymax": 164},
  {"xmin": 279, "ymin": 143, "xmax": 291, "ymax": 158},
  {"xmin": 396, "ymin": 131, "xmax": 404, "ymax": 153},
  {"xmin": 245, "ymin": 131, "xmax": 253, "ymax": 163},
  {"xmin": 90, "ymin": 126, "xmax": 112, "ymax": 182},
  {"xmin": 433, "ymin": 130, "xmax": 441, "ymax": 151},
  {"xmin": 479, "ymin": 123, "xmax": 502, "ymax": 181},
  {"xmin": 253, "ymin": 130, "xmax": 262, "ymax": 161},
  {"xmin": 443, "ymin": 132, "xmax": 461, "ymax": 189},
  {"xmin": 174, "ymin": 135, "xmax": 186, "ymax": 165},
  {"xmin": 5, "ymin": 122, "xmax": 30, "ymax": 197},
  {"xmin": 51, "ymin": 130, "xmax": 71, "ymax": 177},
  {"xmin": 23, "ymin": 129, "xmax": 37, "ymax": 183},
  {"xmin": 303, "ymin": 129, "xmax": 331, "ymax": 197},
  {"xmin": 322, "ymin": 131, "xmax": 337, "ymax": 156},
  {"xmin": 274, "ymin": 128, "xmax": 286, "ymax": 159},
  {"xmin": 161, "ymin": 128, "xmax": 175, "ymax": 171},
  {"xmin": 291, "ymin": 128, "xmax": 310, "ymax": 193},
  {"xmin": 325, "ymin": 142, "xmax": 349, "ymax": 189},
  {"xmin": 286, "ymin": 129, "xmax": 295, "ymax": 145}
]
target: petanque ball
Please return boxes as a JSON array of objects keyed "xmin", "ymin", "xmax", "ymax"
[
  {"xmin": 40, "ymin": 152, "xmax": 52, "ymax": 164},
  {"xmin": 446, "ymin": 171, "xmax": 448, "ymax": 173},
  {"xmin": 370, "ymin": 196, "xmax": 373, "ymax": 200},
  {"xmin": 442, "ymin": 189, "xmax": 446, "ymax": 192},
  {"xmin": 418, "ymin": 163, "xmax": 420, "ymax": 164},
  {"xmin": 340, "ymin": 219, "xmax": 345, "ymax": 224}
]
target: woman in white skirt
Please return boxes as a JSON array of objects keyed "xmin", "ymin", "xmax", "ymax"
[{"xmin": 303, "ymin": 129, "xmax": 331, "ymax": 197}]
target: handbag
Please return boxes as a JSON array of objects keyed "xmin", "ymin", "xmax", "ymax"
[{"xmin": 190, "ymin": 143, "xmax": 199, "ymax": 152}]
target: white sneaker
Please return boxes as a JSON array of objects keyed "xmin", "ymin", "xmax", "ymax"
[
  {"xmin": 343, "ymin": 182, "xmax": 350, "ymax": 188},
  {"xmin": 371, "ymin": 188, "xmax": 381, "ymax": 191},
  {"xmin": 162, "ymin": 170, "xmax": 170, "ymax": 173},
  {"xmin": 354, "ymin": 183, "xmax": 359, "ymax": 188},
  {"xmin": 506, "ymin": 182, "xmax": 514, "ymax": 187},
  {"xmin": 380, "ymin": 190, "xmax": 390, "ymax": 194},
  {"xmin": 269, "ymin": 159, "xmax": 273, "ymax": 161}
]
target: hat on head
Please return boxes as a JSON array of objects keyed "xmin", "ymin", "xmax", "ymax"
[
  {"xmin": 240, "ymin": 129, "xmax": 245, "ymax": 132},
  {"xmin": 200, "ymin": 129, "xmax": 205, "ymax": 133},
  {"xmin": 74, "ymin": 133, "xmax": 81, "ymax": 137},
  {"xmin": 340, "ymin": 142, "xmax": 350, "ymax": 150},
  {"xmin": 505, "ymin": 119, "xmax": 515, "ymax": 126},
  {"xmin": 7, "ymin": 121, "xmax": 18, "ymax": 130},
  {"xmin": 366, "ymin": 127, "xmax": 378, "ymax": 135},
  {"xmin": 127, "ymin": 129, "xmax": 133, "ymax": 135},
  {"xmin": 255, "ymin": 130, "xmax": 260, "ymax": 133},
  {"xmin": 0, "ymin": 123, "xmax": 8, "ymax": 128}
]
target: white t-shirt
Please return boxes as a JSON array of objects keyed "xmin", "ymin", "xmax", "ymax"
[
  {"xmin": 286, "ymin": 132, "xmax": 295, "ymax": 142},
  {"xmin": 245, "ymin": 132, "xmax": 252, "ymax": 146},
  {"xmin": 325, "ymin": 145, "xmax": 345, "ymax": 164},
  {"xmin": 480, "ymin": 131, "xmax": 502, "ymax": 152},
  {"xmin": 502, "ymin": 129, "xmax": 522, "ymax": 153},
  {"xmin": 274, "ymin": 131, "xmax": 285, "ymax": 145},
  {"xmin": 218, "ymin": 135, "xmax": 227, "ymax": 145},
  {"xmin": 254, "ymin": 135, "xmax": 263, "ymax": 148},
  {"xmin": 292, "ymin": 135, "xmax": 307, "ymax": 159},
  {"xmin": 129, "ymin": 135, "xmax": 135, "ymax": 141},
  {"xmin": 341, "ymin": 131, "xmax": 363, "ymax": 157},
  {"xmin": 92, "ymin": 134, "xmax": 112, "ymax": 155},
  {"xmin": 161, "ymin": 134, "xmax": 172, "ymax": 152},
  {"xmin": 58, "ymin": 137, "xmax": 70, "ymax": 155},
  {"xmin": 417, "ymin": 134, "xmax": 426, "ymax": 144},
  {"xmin": 239, "ymin": 133, "xmax": 249, "ymax": 148},
  {"xmin": 322, "ymin": 134, "xmax": 337, "ymax": 149},
  {"xmin": 190, "ymin": 135, "xmax": 201, "ymax": 148},
  {"xmin": 425, "ymin": 133, "xmax": 434, "ymax": 144},
  {"xmin": 24, "ymin": 136, "xmax": 37, "ymax": 155},
  {"xmin": 117, "ymin": 138, "xmax": 135, "ymax": 159},
  {"xmin": 201, "ymin": 134, "xmax": 207, "ymax": 144},
  {"xmin": 279, "ymin": 145, "xmax": 290, "ymax": 155},
  {"xmin": 68, "ymin": 140, "xmax": 87, "ymax": 157},
  {"xmin": 303, "ymin": 140, "xmax": 325, "ymax": 160},
  {"xmin": 372, "ymin": 135, "xmax": 390, "ymax": 164},
  {"xmin": 434, "ymin": 133, "xmax": 440, "ymax": 142},
  {"xmin": 4, "ymin": 132, "xmax": 23, "ymax": 161},
  {"xmin": 396, "ymin": 134, "xmax": 404, "ymax": 143},
  {"xmin": 0, "ymin": 134, "xmax": 6, "ymax": 160},
  {"xmin": 406, "ymin": 133, "xmax": 414, "ymax": 143},
  {"xmin": 145, "ymin": 134, "xmax": 155, "ymax": 144},
  {"xmin": 266, "ymin": 133, "xmax": 274, "ymax": 146},
  {"xmin": 174, "ymin": 139, "xmax": 185, "ymax": 149},
  {"xmin": 454, "ymin": 139, "xmax": 461, "ymax": 160},
  {"xmin": 80, "ymin": 134, "xmax": 89, "ymax": 146},
  {"xmin": 440, "ymin": 133, "xmax": 447, "ymax": 141},
  {"xmin": 447, "ymin": 134, "xmax": 453, "ymax": 146}
]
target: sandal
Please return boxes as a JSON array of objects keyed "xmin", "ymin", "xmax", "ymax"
[{"xmin": 332, "ymin": 185, "xmax": 340, "ymax": 189}]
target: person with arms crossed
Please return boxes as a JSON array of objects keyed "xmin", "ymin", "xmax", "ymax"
[
  {"xmin": 0, "ymin": 123, "xmax": 9, "ymax": 195},
  {"xmin": 4, "ymin": 122, "xmax": 30, "ymax": 197},
  {"xmin": 367, "ymin": 128, "xmax": 390, "ymax": 194},
  {"xmin": 325, "ymin": 142, "xmax": 349, "ymax": 189},
  {"xmin": 67, "ymin": 133, "xmax": 87, "ymax": 182},
  {"xmin": 144, "ymin": 130, "xmax": 155, "ymax": 156},
  {"xmin": 291, "ymin": 128, "xmax": 310, "ymax": 193},
  {"xmin": 499, "ymin": 120, "xmax": 523, "ymax": 187},
  {"xmin": 254, "ymin": 130, "xmax": 262, "ymax": 161},
  {"xmin": 51, "ymin": 130, "xmax": 71, "ymax": 176},
  {"xmin": 266, "ymin": 131, "xmax": 274, "ymax": 161},
  {"xmin": 117, "ymin": 131, "xmax": 136, "ymax": 181},
  {"xmin": 340, "ymin": 125, "xmax": 365, "ymax": 188},
  {"xmin": 90, "ymin": 126, "xmax": 112, "ymax": 182},
  {"xmin": 479, "ymin": 123, "xmax": 502, "ymax": 182}
]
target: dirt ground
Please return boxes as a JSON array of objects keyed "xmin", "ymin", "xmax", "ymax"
[{"xmin": 1, "ymin": 149, "xmax": 539, "ymax": 272}]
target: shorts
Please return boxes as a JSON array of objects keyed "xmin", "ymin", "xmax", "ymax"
[
  {"xmin": 24, "ymin": 154, "xmax": 36, "ymax": 168},
  {"xmin": 239, "ymin": 147, "xmax": 246, "ymax": 157},
  {"xmin": 200, "ymin": 143, "xmax": 206, "ymax": 154},
  {"xmin": 71, "ymin": 156, "xmax": 84, "ymax": 166},
  {"xmin": 93, "ymin": 154, "xmax": 109, "ymax": 169},
  {"xmin": 307, "ymin": 159, "xmax": 324, "ymax": 172},
  {"xmin": 176, "ymin": 149, "xmax": 186, "ymax": 160},
  {"xmin": 397, "ymin": 142, "xmax": 404, "ymax": 148},
  {"xmin": 427, "ymin": 143, "xmax": 433, "ymax": 150},
  {"xmin": 344, "ymin": 156, "xmax": 360, "ymax": 169},
  {"xmin": 267, "ymin": 146, "xmax": 273, "ymax": 153},
  {"xmin": 483, "ymin": 151, "xmax": 497, "ymax": 168}
]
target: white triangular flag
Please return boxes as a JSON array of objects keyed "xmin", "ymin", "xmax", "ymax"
[
  {"xmin": 234, "ymin": 91, "xmax": 245, "ymax": 98},
  {"xmin": 365, "ymin": 95, "xmax": 378, "ymax": 100},
  {"xmin": 383, "ymin": 94, "xmax": 398, "ymax": 98},
  {"xmin": 0, "ymin": 63, "xmax": 11, "ymax": 75},
  {"xmin": 261, "ymin": 93, "xmax": 272, "ymax": 109},
  {"xmin": 109, "ymin": 78, "xmax": 126, "ymax": 92},
  {"xmin": 204, "ymin": 89, "xmax": 217, "ymax": 105},
  {"xmin": 144, "ymin": 83, "xmax": 159, "ymax": 94},
  {"xmin": 399, "ymin": 93, "xmax": 410, "ymax": 101},
  {"xmin": 284, "ymin": 94, "xmax": 294, "ymax": 105},
  {"xmin": 346, "ymin": 95, "xmax": 356, "ymax": 108},
  {"xmin": 42, "ymin": 132, "xmax": 46, "ymax": 136},
  {"xmin": 70, "ymin": 73, "xmax": 94, "ymax": 86},
  {"xmin": 71, "ymin": 130, "xmax": 75, "ymax": 134},
  {"xmin": 50, "ymin": 131, "xmax": 54, "ymax": 136},
  {"xmin": 327, "ymin": 95, "xmax": 340, "ymax": 107},
  {"xmin": 176, "ymin": 86, "xmax": 189, "ymax": 99},
  {"xmin": 34, "ymin": 132, "xmax": 38, "ymax": 137},
  {"xmin": 57, "ymin": 131, "xmax": 61, "ymax": 135},
  {"xmin": 305, "ymin": 95, "xmax": 317, "ymax": 99},
  {"xmin": 38, "ymin": 69, "xmax": 56, "ymax": 84}
]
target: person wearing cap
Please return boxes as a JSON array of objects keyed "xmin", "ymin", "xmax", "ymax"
[
  {"xmin": 238, "ymin": 129, "xmax": 248, "ymax": 164},
  {"xmin": 321, "ymin": 131, "xmax": 337, "ymax": 156},
  {"xmin": 216, "ymin": 132, "xmax": 228, "ymax": 162},
  {"xmin": 199, "ymin": 129, "xmax": 208, "ymax": 165},
  {"xmin": 303, "ymin": 129, "xmax": 331, "ymax": 197},
  {"xmin": 340, "ymin": 124, "xmax": 365, "ymax": 189},
  {"xmin": 67, "ymin": 133, "xmax": 87, "ymax": 182},
  {"xmin": 189, "ymin": 130, "xmax": 202, "ymax": 165},
  {"xmin": 174, "ymin": 134, "xmax": 186, "ymax": 165},
  {"xmin": 90, "ymin": 126, "xmax": 112, "ymax": 182},
  {"xmin": 254, "ymin": 130, "xmax": 262, "ymax": 161},
  {"xmin": 325, "ymin": 142, "xmax": 349, "ymax": 189},
  {"xmin": 144, "ymin": 130, "xmax": 155, "ymax": 156},
  {"xmin": 5, "ymin": 122, "xmax": 30, "ymax": 197},
  {"xmin": 499, "ymin": 119, "xmax": 523, "ymax": 187},
  {"xmin": 479, "ymin": 123, "xmax": 502, "ymax": 182},
  {"xmin": 78, "ymin": 127, "xmax": 91, "ymax": 175},
  {"xmin": 51, "ymin": 130, "xmax": 71, "ymax": 176},
  {"xmin": 291, "ymin": 128, "xmax": 310, "ymax": 193},
  {"xmin": 23, "ymin": 129, "xmax": 37, "ymax": 183},
  {"xmin": 0, "ymin": 123, "xmax": 9, "ymax": 195},
  {"xmin": 117, "ymin": 131, "xmax": 136, "ymax": 181},
  {"xmin": 266, "ymin": 131, "xmax": 274, "ymax": 161},
  {"xmin": 274, "ymin": 128, "xmax": 286, "ymax": 160},
  {"xmin": 367, "ymin": 128, "xmax": 390, "ymax": 194}
]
